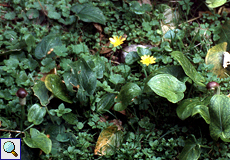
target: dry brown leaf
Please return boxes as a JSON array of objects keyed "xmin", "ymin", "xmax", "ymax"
[
  {"xmin": 100, "ymin": 42, "xmax": 112, "ymax": 54},
  {"xmin": 109, "ymin": 119, "xmax": 123, "ymax": 131},
  {"xmin": 93, "ymin": 23, "xmax": 103, "ymax": 32}
]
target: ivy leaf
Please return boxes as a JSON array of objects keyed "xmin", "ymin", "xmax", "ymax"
[
  {"xmin": 109, "ymin": 74, "xmax": 125, "ymax": 85},
  {"xmin": 26, "ymin": 9, "xmax": 39, "ymax": 19},
  {"xmin": 41, "ymin": 58, "xmax": 56, "ymax": 73},
  {"xmin": 4, "ymin": 12, "xmax": 16, "ymax": 20},
  {"xmin": 71, "ymin": 43, "xmax": 89, "ymax": 55},
  {"xmin": 53, "ymin": 45, "xmax": 68, "ymax": 57},
  {"xmin": 48, "ymin": 11, "xmax": 61, "ymax": 20}
]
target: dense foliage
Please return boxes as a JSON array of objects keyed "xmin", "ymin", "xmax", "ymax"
[{"xmin": 1, "ymin": 0, "xmax": 230, "ymax": 159}]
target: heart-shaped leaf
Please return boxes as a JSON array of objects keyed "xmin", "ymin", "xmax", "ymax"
[
  {"xmin": 114, "ymin": 83, "xmax": 141, "ymax": 111},
  {"xmin": 192, "ymin": 105, "xmax": 210, "ymax": 124},
  {"xmin": 147, "ymin": 74, "xmax": 186, "ymax": 103},
  {"xmin": 23, "ymin": 128, "xmax": 52, "ymax": 154},
  {"xmin": 45, "ymin": 74, "xmax": 73, "ymax": 103},
  {"xmin": 209, "ymin": 95, "xmax": 230, "ymax": 142},
  {"xmin": 28, "ymin": 104, "xmax": 46, "ymax": 125},
  {"xmin": 35, "ymin": 34, "xmax": 62, "ymax": 59}
]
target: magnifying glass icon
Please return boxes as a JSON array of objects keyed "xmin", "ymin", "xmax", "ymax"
[{"xmin": 3, "ymin": 141, "xmax": 18, "ymax": 157}]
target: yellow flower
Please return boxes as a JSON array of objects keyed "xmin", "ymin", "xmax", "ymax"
[
  {"xmin": 109, "ymin": 36, "xmax": 126, "ymax": 47},
  {"xmin": 140, "ymin": 55, "xmax": 156, "ymax": 66}
]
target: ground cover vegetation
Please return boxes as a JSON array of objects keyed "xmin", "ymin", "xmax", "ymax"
[{"xmin": 1, "ymin": 0, "xmax": 230, "ymax": 159}]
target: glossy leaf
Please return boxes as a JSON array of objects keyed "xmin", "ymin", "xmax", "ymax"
[
  {"xmin": 35, "ymin": 34, "xmax": 62, "ymax": 59},
  {"xmin": 28, "ymin": 104, "xmax": 46, "ymax": 125},
  {"xmin": 178, "ymin": 135, "xmax": 201, "ymax": 160},
  {"xmin": 94, "ymin": 125, "xmax": 123, "ymax": 156},
  {"xmin": 23, "ymin": 128, "xmax": 52, "ymax": 154},
  {"xmin": 114, "ymin": 83, "xmax": 141, "ymax": 111},
  {"xmin": 209, "ymin": 95, "xmax": 230, "ymax": 142},
  {"xmin": 71, "ymin": 3, "xmax": 106, "ymax": 25},
  {"xmin": 68, "ymin": 59, "xmax": 97, "ymax": 96},
  {"xmin": 45, "ymin": 74, "xmax": 73, "ymax": 103},
  {"xmin": 32, "ymin": 81, "xmax": 50, "ymax": 106},
  {"xmin": 206, "ymin": 0, "xmax": 226, "ymax": 8},
  {"xmin": 205, "ymin": 42, "xmax": 230, "ymax": 78},
  {"xmin": 147, "ymin": 74, "xmax": 186, "ymax": 103},
  {"xmin": 171, "ymin": 51, "xmax": 205, "ymax": 86},
  {"xmin": 192, "ymin": 105, "xmax": 210, "ymax": 124},
  {"xmin": 177, "ymin": 98, "xmax": 202, "ymax": 120},
  {"xmin": 97, "ymin": 93, "xmax": 116, "ymax": 113},
  {"xmin": 125, "ymin": 51, "xmax": 139, "ymax": 65}
]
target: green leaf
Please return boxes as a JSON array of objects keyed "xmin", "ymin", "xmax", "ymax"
[
  {"xmin": 56, "ymin": 133, "xmax": 69, "ymax": 142},
  {"xmin": 125, "ymin": 51, "xmax": 140, "ymax": 65},
  {"xmin": 176, "ymin": 97, "xmax": 211, "ymax": 121},
  {"xmin": 171, "ymin": 51, "xmax": 205, "ymax": 86},
  {"xmin": 205, "ymin": 42, "xmax": 230, "ymax": 78},
  {"xmin": 209, "ymin": 95, "xmax": 230, "ymax": 142},
  {"xmin": 41, "ymin": 58, "xmax": 56, "ymax": 73},
  {"xmin": 147, "ymin": 74, "xmax": 186, "ymax": 103},
  {"xmin": 178, "ymin": 135, "xmax": 201, "ymax": 160},
  {"xmin": 53, "ymin": 45, "xmax": 68, "ymax": 57},
  {"xmin": 71, "ymin": 3, "xmax": 106, "ymax": 25},
  {"xmin": 45, "ymin": 74, "xmax": 73, "ymax": 103},
  {"xmin": 69, "ymin": 59, "xmax": 97, "ymax": 96},
  {"xmin": 62, "ymin": 113, "xmax": 78, "ymax": 125},
  {"xmin": 26, "ymin": 9, "xmax": 39, "ymax": 19},
  {"xmin": 4, "ymin": 12, "xmax": 16, "ymax": 20},
  {"xmin": 109, "ymin": 74, "xmax": 125, "ymax": 85},
  {"xmin": 23, "ymin": 128, "xmax": 52, "ymax": 154},
  {"xmin": 32, "ymin": 81, "xmax": 50, "ymax": 106},
  {"xmin": 48, "ymin": 11, "xmax": 61, "ymax": 19},
  {"xmin": 94, "ymin": 125, "xmax": 123, "ymax": 156},
  {"xmin": 206, "ymin": 0, "xmax": 227, "ymax": 8},
  {"xmin": 192, "ymin": 105, "xmax": 210, "ymax": 124},
  {"xmin": 114, "ymin": 83, "xmax": 141, "ymax": 111},
  {"xmin": 97, "ymin": 93, "xmax": 116, "ymax": 113},
  {"xmin": 23, "ymin": 34, "xmax": 36, "ymax": 52},
  {"xmin": 137, "ymin": 47, "xmax": 151, "ymax": 57},
  {"xmin": 129, "ymin": 1, "xmax": 152, "ymax": 15},
  {"xmin": 28, "ymin": 104, "xmax": 46, "ymax": 125},
  {"xmin": 71, "ymin": 43, "xmax": 89, "ymax": 55},
  {"xmin": 35, "ymin": 34, "xmax": 62, "ymax": 59},
  {"xmin": 218, "ymin": 20, "xmax": 230, "ymax": 51}
]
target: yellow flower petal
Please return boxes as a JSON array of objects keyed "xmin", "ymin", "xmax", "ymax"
[
  {"xmin": 140, "ymin": 55, "xmax": 156, "ymax": 66},
  {"xmin": 109, "ymin": 36, "xmax": 126, "ymax": 47}
]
